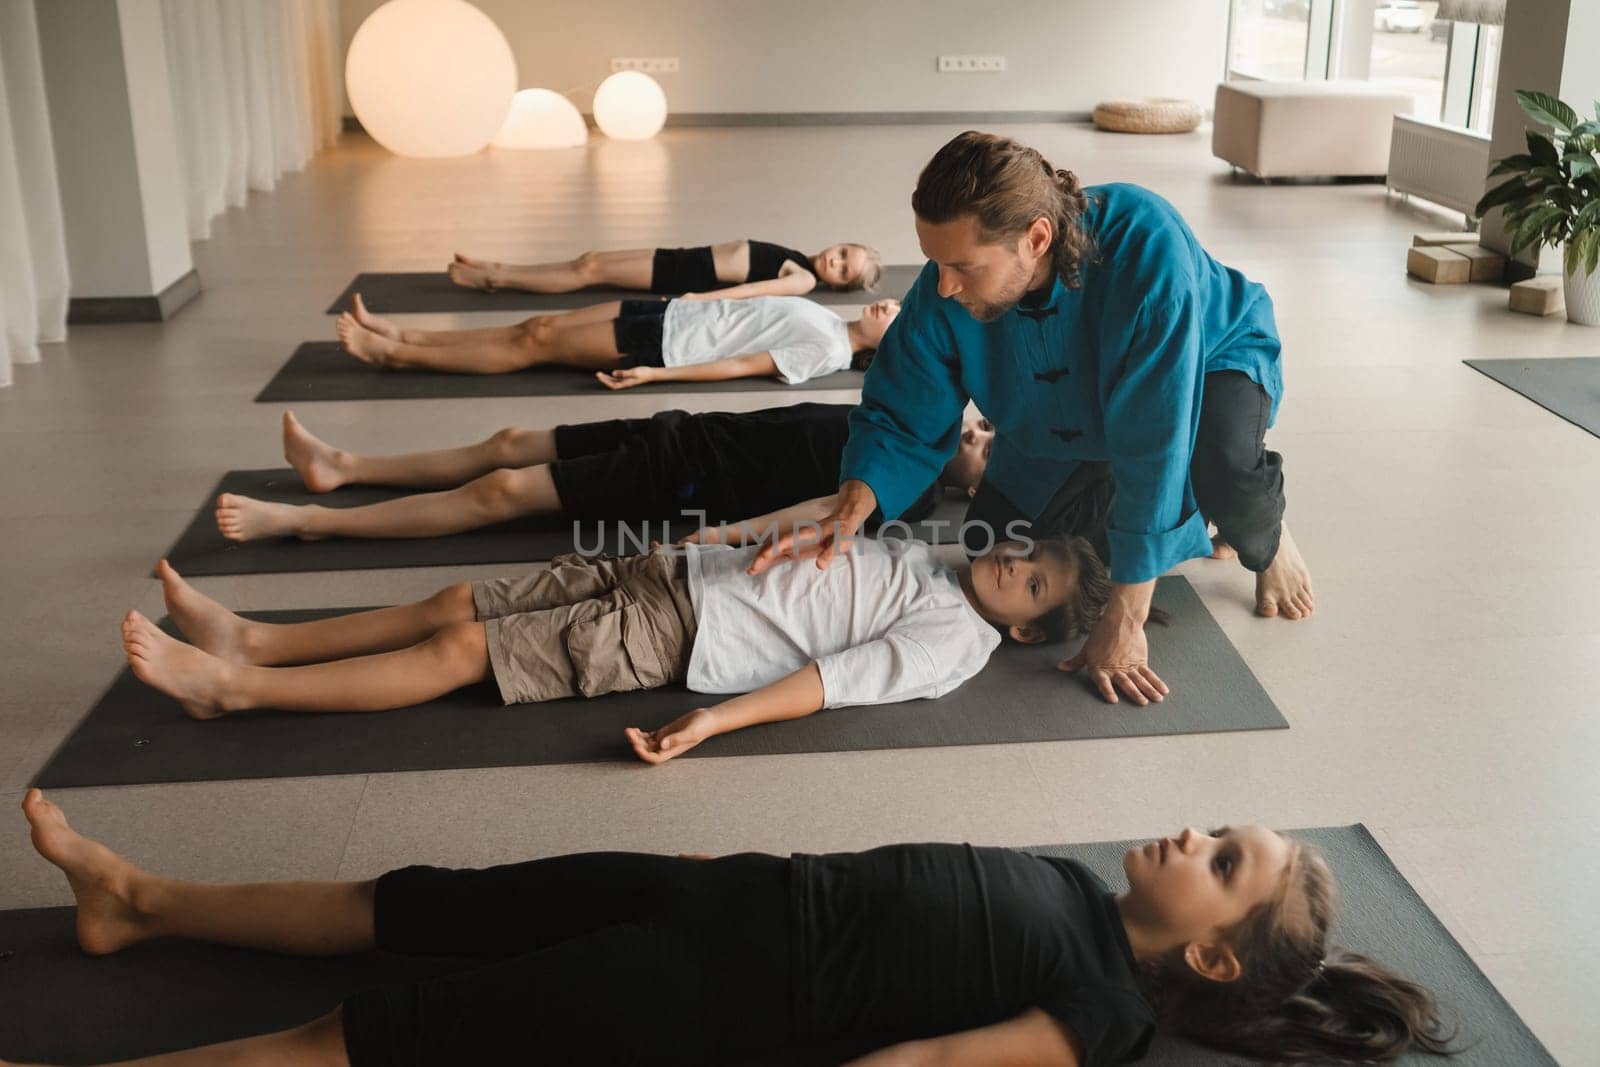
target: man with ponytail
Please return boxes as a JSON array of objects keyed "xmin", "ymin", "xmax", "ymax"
[{"xmin": 749, "ymin": 131, "xmax": 1316, "ymax": 706}]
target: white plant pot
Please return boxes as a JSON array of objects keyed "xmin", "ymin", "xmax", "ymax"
[{"xmin": 1564, "ymin": 253, "xmax": 1600, "ymax": 326}]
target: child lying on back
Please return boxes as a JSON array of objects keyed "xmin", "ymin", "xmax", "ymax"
[{"xmin": 128, "ymin": 531, "xmax": 1117, "ymax": 764}]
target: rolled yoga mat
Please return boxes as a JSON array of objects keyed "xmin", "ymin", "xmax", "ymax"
[
  {"xmin": 1465, "ymin": 356, "xmax": 1600, "ymax": 439},
  {"xmin": 159, "ymin": 470, "xmax": 968, "ymax": 577},
  {"xmin": 33, "ymin": 577, "xmax": 1284, "ymax": 788},
  {"xmin": 256, "ymin": 342, "xmax": 862, "ymax": 403},
  {"xmin": 324, "ymin": 264, "xmax": 928, "ymax": 314},
  {"xmin": 0, "ymin": 826, "xmax": 1554, "ymax": 1065}
]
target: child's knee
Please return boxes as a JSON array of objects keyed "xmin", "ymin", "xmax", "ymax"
[
  {"xmin": 427, "ymin": 620, "xmax": 490, "ymax": 680},
  {"xmin": 574, "ymin": 249, "xmax": 604, "ymax": 283},
  {"xmin": 516, "ymin": 317, "xmax": 556, "ymax": 356},
  {"xmin": 486, "ymin": 427, "xmax": 527, "ymax": 462},
  {"xmin": 425, "ymin": 582, "xmax": 478, "ymax": 625}
]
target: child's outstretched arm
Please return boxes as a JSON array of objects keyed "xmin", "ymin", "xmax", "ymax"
[
  {"xmin": 625, "ymin": 662, "xmax": 824, "ymax": 765},
  {"xmin": 682, "ymin": 272, "xmax": 816, "ymax": 301},
  {"xmin": 596, "ymin": 352, "xmax": 779, "ymax": 390},
  {"xmin": 678, "ymin": 492, "xmax": 840, "ymax": 548},
  {"xmin": 842, "ymin": 1008, "xmax": 1084, "ymax": 1067}
]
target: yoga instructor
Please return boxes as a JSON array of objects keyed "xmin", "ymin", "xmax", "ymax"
[{"xmin": 751, "ymin": 131, "xmax": 1314, "ymax": 705}]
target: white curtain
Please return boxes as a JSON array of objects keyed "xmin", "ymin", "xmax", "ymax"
[
  {"xmin": 161, "ymin": 0, "xmax": 341, "ymax": 240},
  {"xmin": 0, "ymin": 0, "xmax": 70, "ymax": 387}
]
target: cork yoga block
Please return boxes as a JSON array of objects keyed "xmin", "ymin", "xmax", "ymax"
[
  {"xmin": 1509, "ymin": 276, "xmax": 1564, "ymax": 316},
  {"xmin": 1406, "ymin": 246, "xmax": 1471, "ymax": 285},
  {"xmin": 1442, "ymin": 244, "xmax": 1506, "ymax": 283},
  {"xmin": 1412, "ymin": 231, "xmax": 1475, "ymax": 247}
]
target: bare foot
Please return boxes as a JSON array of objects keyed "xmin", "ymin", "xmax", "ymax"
[
  {"xmin": 447, "ymin": 257, "xmax": 500, "ymax": 291},
  {"xmin": 122, "ymin": 610, "xmax": 238, "ymax": 720},
  {"xmin": 282, "ymin": 411, "xmax": 349, "ymax": 493},
  {"xmin": 22, "ymin": 789, "xmax": 152, "ymax": 955},
  {"xmin": 336, "ymin": 313, "xmax": 400, "ymax": 367},
  {"xmin": 216, "ymin": 492, "xmax": 322, "ymax": 542},
  {"xmin": 1209, "ymin": 534, "xmax": 1238, "ymax": 561},
  {"xmin": 156, "ymin": 559, "xmax": 260, "ymax": 665},
  {"xmin": 349, "ymin": 292, "xmax": 401, "ymax": 342},
  {"xmin": 1255, "ymin": 523, "xmax": 1315, "ymax": 620}
]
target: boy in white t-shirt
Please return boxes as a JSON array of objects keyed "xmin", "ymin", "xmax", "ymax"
[
  {"xmin": 123, "ymin": 534, "xmax": 1113, "ymax": 764},
  {"xmin": 333, "ymin": 290, "xmax": 898, "ymax": 386}
]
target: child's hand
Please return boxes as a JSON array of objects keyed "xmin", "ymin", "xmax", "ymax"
[
  {"xmin": 595, "ymin": 367, "xmax": 656, "ymax": 391},
  {"xmin": 625, "ymin": 708, "xmax": 716, "ymax": 765}
]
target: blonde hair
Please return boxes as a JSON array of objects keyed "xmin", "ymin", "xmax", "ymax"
[{"xmin": 838, "ymin": 243, "xmax": 882, "ymax": 292}]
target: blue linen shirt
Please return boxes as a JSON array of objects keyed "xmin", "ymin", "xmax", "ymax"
[{"xmin": 842, "ymin": 183, "xmax": 1284, "ymax": 584}]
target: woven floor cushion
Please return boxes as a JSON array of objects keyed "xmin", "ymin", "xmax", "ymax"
[{"xmin": 1092, "ymin": 98, "xmax": 1203, "ymax": 134}]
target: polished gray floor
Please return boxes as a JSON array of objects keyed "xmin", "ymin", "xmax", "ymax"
[{"xmin": 1, "ymin": 125, "xmax": 1595, "ymax": 1063}]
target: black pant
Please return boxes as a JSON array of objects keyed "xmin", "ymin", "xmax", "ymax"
[
  {"xmin": 963, "ymin": 370, "xmax": 1285, "ymax": 572},
  {"xmin": 342, "ymin": 852, "xmax": 794, "ymax": 1066}
]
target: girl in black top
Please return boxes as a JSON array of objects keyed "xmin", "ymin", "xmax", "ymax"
[
  {"xmin": 447, "ymin": 237, "xmax": 882, "ymax": 297},
  {"xmin": 19, "ymin": 790, "xmax": 1451, "ymax": 1067},
  {"xmin": 211, "ymin": 405, "xmax": 993, "ymax": 545}
]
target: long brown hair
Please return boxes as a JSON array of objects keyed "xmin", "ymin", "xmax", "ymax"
[
  {"xmin": 911, "ymin": 131, "xmax": 1096, "ymax": 289},
  {"xmin": 1141, "ymin": 842, "xmax": 1456, "ymax": 1062}
]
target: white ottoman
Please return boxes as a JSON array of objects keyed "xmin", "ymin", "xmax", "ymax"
[{"xmin": 1212, "ymin": 80, "xmax": 1413, "ymax": 178}]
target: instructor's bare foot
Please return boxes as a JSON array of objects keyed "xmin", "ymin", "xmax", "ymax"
[
  {"xmin": 156, "ymin": 559, "xmax": 259, "ymax": 665},
  {"xmin": 216, "ymin": 493, "xmax": 322, "ymax": 542},
  {"xmin": 348, "ymin": 292, "xmax": 402, "ymax": 342},
  {"xmin": 122, "ymin": 610, "xmax": 239, "ymax": 720},
  {"xmin": 23, "ymin": 789, "xmax": 152, "ymax": 955},
  {"xmin": 282, "ymin": 411, "xmax": 349, "ymax": 493},
  {"xmin": 1208, "ymin": 534, "xmax": 1238, "ymax": 561},
  {"xmin": 336, "ymin": 313, "xmax": 400, "ymax": 367},
  {"xmin": 1255, "ymin": 523, "xmax": 1315, "ymax": 620},
  {"xmin": 447, "ymin": 255, "xmax": 500, "ymax": 291}
]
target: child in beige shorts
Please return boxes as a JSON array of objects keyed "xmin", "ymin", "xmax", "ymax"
[{"xmin": 126, "ymin": 529, "xmax": 1113, "ymax": 764}]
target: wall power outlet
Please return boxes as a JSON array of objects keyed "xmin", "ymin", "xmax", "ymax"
[
  {"xmin": 611, "ymin": 57, "xmax": 679, "ymax": 74},
  {"xmin": 938, "ymin": 55, "xmax": 1006, "ymax": 73}
]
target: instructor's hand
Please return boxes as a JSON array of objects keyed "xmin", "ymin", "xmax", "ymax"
[
  {"xmin": 1057, "ymin": 610, "xmax": 1168, "ymax": 706},
  {"xmin": 747, "ymin": 480, "xmax": 877, "ymax": 575}
]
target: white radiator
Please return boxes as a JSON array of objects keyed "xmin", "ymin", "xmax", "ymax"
[{"xmin": 1387, "ymin": 115, "xmax": 1492, "ymax": 216}]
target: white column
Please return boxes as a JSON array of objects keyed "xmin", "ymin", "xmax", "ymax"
[
  {"xmin": 34, "ymin": 0, "xmax": 198, "ymax": 320},
  {"xmin": 1480, "ymin": 0, "xmax": 1600, "ymax": 270}
]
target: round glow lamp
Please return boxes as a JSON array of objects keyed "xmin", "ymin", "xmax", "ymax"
[
  {"xmin": 593, "ymin": 70, "xmax": 668, "ymax": 140},
  {"xmin": 492, "ymin": 88, "xmax": 589, "ymax": 149},
  {"xmin": 345, "ymin": 0, "xmax": 516, "ymax": 158}
]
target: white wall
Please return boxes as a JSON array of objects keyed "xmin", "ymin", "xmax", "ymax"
[
  {"xmin": 117, "ymin": 0, "xmax": 190, "ymax": 293},
  {"xmin": 338, "ymin": 0, "xmax": 1229, "ymax": 117}
]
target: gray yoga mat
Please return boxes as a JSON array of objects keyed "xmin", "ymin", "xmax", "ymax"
[
  {"xmin": 1465, "ymin": 356, "xmax": 1600, "ymax": 439},
  {"xmin": 255, "ymin": 341, "xmax": 862, "ymax": 402},
  {"xmin": 0, "ymin": 827, "xmax": 1554, "ymax": 1065},
  {"xmin": 32, "ymin": 576, "xmax": 1284, "ymax": 788},
  {"xmin": 159, "ymin": 469, "xmax": 967, "ymax": 576},
  {"xmin": 325, "ymin": 264, "xmax": 927, "ymax": 314}
]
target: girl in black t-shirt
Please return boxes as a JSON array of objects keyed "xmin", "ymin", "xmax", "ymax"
[
  {"xmin": 211, "ymin": 406, "xmax": 993, "ymax": 546},
  {"xmin": 447, "ymin": 237, "xmax": 882, "ymax": 298},
  {"xmin": 19, "ymin": 791, "xmax": 1451, "ymax": 1067}
]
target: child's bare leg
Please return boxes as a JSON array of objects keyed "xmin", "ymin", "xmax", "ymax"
[
  {"xmin": 123, "ymin": 610, "xmax": 490, "ymax": 718},
  {"xmin": 448, "ymin": 249, "xmax": 654, "ymax": 293},
  {"xmin": 284, "ymin": 411, "xmax": 558, "ymax": 493},
  {"xmin": 23, "ymin": 790, "xmax": 378, "ymax": 958},
  {"xmin": 218, "ymin": 466, "xmax": 563, "ymax": 542},
  {"xmin": 528, "ymin": 318, "xmax": 625, "ymax": 371},
  {"xmin": 337, "ymin": 314, "xmax": 548, "ymax": 375},
  {"xmin": 37, "ymin": 1012, "xmax": 349, "ymax": 1066},
  {"xmin": 156, "ymin": 560, "xmax": 476, "ymax": 666}
]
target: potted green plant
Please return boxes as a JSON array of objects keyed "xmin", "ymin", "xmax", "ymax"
[{"xmin": 1476, "ymin": 90, "xmax": 1600, "ymax": 324}]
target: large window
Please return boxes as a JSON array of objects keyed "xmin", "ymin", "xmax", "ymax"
[
  {"xmin": 1229, "ymin": 0, "xmax": 1315, "ymax": 80},
  {"xmin": 1368, "ymin": 1, "xmax": 1447, "ymax": 119}
]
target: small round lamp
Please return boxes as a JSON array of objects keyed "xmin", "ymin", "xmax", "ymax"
[
  {"xmin": 492, "ymin": 88, "xmax": 589, "ymax": 149},
  {"xmin": 345, "ymin": 0, "xmax": 516, "ymax": 158},
  {"xmin": 592, "ymin": 70, "xmax": 668, "ymax": 140}
]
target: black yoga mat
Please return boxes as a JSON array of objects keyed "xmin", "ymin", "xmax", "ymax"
[
  {"xmin": 159, "ymin": 470, "xmax": 967, "ymax": 577},
  {"xmin": 325, "ymin": 264, "xmax": 927, "ymax": 314},
  {"xmin": 33, "ymin": 576, "xmax": 1285, "ymax": 788},
  {"xmin": 255, "ymin": 342, "xmax": 862, "ymax": 402},
  {"xmin": 0, "ymin": 827, "xmax": 1554, "ymax": 1065},
  {"xmin": 1465, "ymin": 356, "xmax": 1600, "ymax": 439}
]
